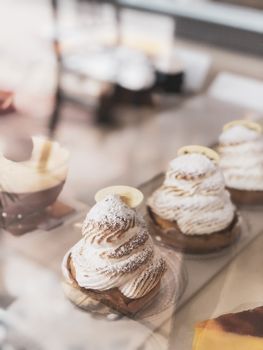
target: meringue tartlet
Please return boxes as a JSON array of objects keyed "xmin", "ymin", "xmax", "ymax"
[
  {"xmin": 218, "ymin": 121, "xmax": 263, "ymax": 205},
  {"xmin": 62, "ymin": 194, "xmax": 167, "ymax": 316},
  {"xmin": 147, "ymin": 151, "xmax": 240, "ymax": 254}
]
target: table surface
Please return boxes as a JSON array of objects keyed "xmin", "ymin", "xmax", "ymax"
[{"xmin": 1, "ymin": 94, "xmax": 263, "ymax": 349}]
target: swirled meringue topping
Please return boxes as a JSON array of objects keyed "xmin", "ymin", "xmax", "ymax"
[
  {"xmin": 69, "ymin": 194, "xmax": 166, "ymax": 299},
  {"xmin": 148, "ymin": 153, "xmax": 235, "ymax": 235},
  {"xmin": 218, "ymin": 125, "xmax": 263, "ymax": 191}
]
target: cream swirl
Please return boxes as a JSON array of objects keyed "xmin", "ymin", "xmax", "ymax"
[
  {"xmin": 69, "ymin": 194, "xmax": 166, "ymax": 299},
  {"xmin": 218, "ymin": 125, "xmax": 263, "ymax": 191},
  {"xmin": 148, "ymin": 153, "xmax": 235, "ymax": 235}
]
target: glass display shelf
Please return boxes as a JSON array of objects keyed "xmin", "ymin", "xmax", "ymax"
[
  {"xmin": 1, "ymin": 91, "xmax": 263, "ymax": 349},
  {"xmin": 1, "ymin": 179, "xmax": 263, "ymax": 349}
]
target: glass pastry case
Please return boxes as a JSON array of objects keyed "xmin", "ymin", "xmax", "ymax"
[{"xmin": 1, "ymin": 93, "xmax": 263, "ymax": 350}]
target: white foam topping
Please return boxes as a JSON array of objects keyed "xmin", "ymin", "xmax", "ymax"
[
  {"xmin": 169, "ymin": 153, "xmax": 216, "ymax": 177},
  {"xmin": 85, "ymin": 194, "xmax": 135, "ymax": 225},
  {"xmin": 0, "ymin": 136, "xmax": 69, "ymax": 193},
  {"xmin": 219, "ymin": 125, "xmax": 260, "ymax": 145}
]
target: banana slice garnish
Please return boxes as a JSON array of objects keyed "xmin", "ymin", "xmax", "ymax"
[
  {"xmin": 95, "ymin": 186, "xmax": 144, "ymax": 208},
  {"xmin": 177, "ymin": 145, "xmax": 220, "ymax": 163},
  {"xmin": 223, "ymin": 120, "xmax": 262, "ymax": 133}
]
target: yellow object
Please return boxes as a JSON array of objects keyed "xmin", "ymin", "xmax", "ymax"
[
  {"xmin": 95, "ymin": 186, "xmax": 144, "ymax": 208},
  {"xmin": 193, "ymin": 322, "xmax": 263, "ymax": 350},
  {"xmin": 177, "ymin": 145, "xmax": 219, "ymax": 163},
  {"xmin": 193, "ymin": 307, "xmax": 263, "ymax": 350},
  {"xmin": 223, "ymin": 120, "xmax": 262, "ymax": 133}
]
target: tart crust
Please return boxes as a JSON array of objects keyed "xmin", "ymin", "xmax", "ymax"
[
  {"xmin": 64, "ymin": 254, "xmax": 161, "ymax": 317},
  {"xmin": 147, "ymin": 207, "xmax": 241, "ymax": 255},
  {"xmin": 227, "ymin": 187, "xmax": 263, "ymax": 206}
]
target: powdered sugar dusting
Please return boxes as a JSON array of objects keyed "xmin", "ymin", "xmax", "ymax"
[
  {"xmin": 87, "ymin": 194, "xmax": 135, "ymax": 223},
  {"xmin": 104, "ymin": 229, "xmax": 149, "ymax": 259},
  {"xmin": 83, "ymin": 195, "xmax": 134, "ymax": 233},
  {"xmin": 98, "ymin": 247, "xmax": 153, "ymax": 276},
  {"xmin": 68, "ymin": 193, "xmax": 167, "ymax": 299},
  {"xmin": 169, "ymin": 153, "xmax": 216, "ymax": 178}
]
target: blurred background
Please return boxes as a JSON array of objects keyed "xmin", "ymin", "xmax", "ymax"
[
  {"xmin": 0, "ymin": 0, "xmax": 263, "ymax": 204},
  {"xmin": 0, "ymin": 1, "xmax": 263, "ymax": 349}
]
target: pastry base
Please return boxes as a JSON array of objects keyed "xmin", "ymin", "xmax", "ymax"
[
  {"xmin": 63, "ymin": 255, "xmax": 161, "ymax": 317},
  {"xmin": 228, "ymin": 187, "xmax": 263, "ymax": 206},
  {"xmin": 147, "ymin": 208, "xmax": 241, "ymax": 255}
]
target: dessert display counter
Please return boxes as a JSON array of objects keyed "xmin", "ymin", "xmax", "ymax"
[
  {"xmin": 1, "ymin": 190, "xmax": 263, "ymax": 349},
  {"xmin": 1, "ymin": 93, "xmax": 263, "ymax": 349}
]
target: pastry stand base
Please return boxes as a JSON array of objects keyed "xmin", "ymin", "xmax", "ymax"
[{"xmin": 62, "ymin": 247, "xmax": 187, "ymax": 325}]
